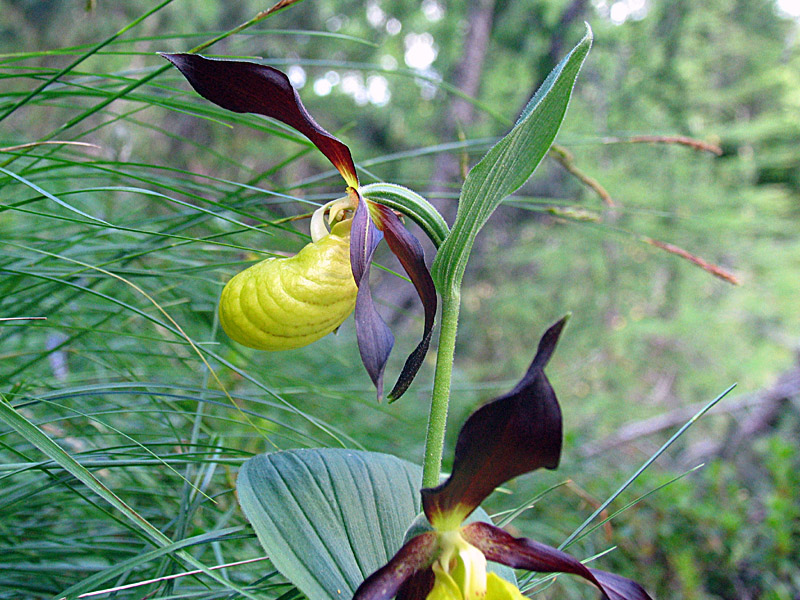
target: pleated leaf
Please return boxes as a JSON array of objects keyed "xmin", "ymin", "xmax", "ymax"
[{"xmin": 237, "ymin": 448, "xmax": 422, "ymax": 600}]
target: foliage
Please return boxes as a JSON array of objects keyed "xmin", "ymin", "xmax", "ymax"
[
  {"xmin": 590, "ymin": 433, "xmax": 800, "ymax": 599},
  {"xmin": 1, "ymin": 1, "xmax": 798, "ymax": 599}
]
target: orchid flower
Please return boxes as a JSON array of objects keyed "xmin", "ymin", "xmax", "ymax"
[
  {"xmin": 353, "ymin": 317, "xmax": 653, "ymax": 600},
  {"xmin": 162, "ymin": 53, "xmax": 438, "ymax": 401}
]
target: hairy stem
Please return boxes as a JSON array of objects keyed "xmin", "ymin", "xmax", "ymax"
[{"xmin": 422, "ymin": 288, "xmax": 461, "ymax": 488}]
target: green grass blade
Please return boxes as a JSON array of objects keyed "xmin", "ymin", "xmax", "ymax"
[
  {"xmin": 0, "ymin": 396, "xmax": 263, "ymax": 600},
  {"xmin": 558, "ymin": 383, "xmax": 736, "ymax": 551}
]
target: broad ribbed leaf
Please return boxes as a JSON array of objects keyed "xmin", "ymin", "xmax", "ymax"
[
  {"xmin": 237, "ymin": 448, "xmax": 422, "ymax": 600},
  {"xmin": 431, "ymin": 26, "xmax": 592, "ymax": 294}
]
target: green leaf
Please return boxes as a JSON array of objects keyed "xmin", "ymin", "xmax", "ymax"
[
  {"xmin": 237, "ymin": 448, "xmax": 422, "ymax": 600},
  {"xmin": 237, "ymin": 449, "xmax": 518, "ymax": 600},
  {"xmin": 431, "ymin": 25, "xmax": 593, "ymax": 294}
]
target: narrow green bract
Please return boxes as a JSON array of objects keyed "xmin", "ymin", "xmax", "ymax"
[
  {"xmin": 431, "ymin": 26, "xmax": 593, "ymax": 294},
  {"xmin": 360, "ymin": 182, "xmax": 450, "ymax": 248}
]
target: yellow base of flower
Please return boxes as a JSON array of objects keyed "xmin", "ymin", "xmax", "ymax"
[
  {"xmin": 429, "ymin": 570, "xmax": 526, "ymax": 600},
  {"xmin": 427, "ymin": 531, "xmax": 526, "ymax": 600},
  {"xmin": 219, "ymin": 220, "xmax": 357, "ymax": 350}
]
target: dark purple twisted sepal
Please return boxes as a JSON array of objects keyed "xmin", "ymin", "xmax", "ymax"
[
  {"xmin": 462, "ymin": 522, "xmax": 653, "ymax": 600},
  {"xmin": 372, "ymin": 204, "xmax": 437, "ymax": 402},
  {"xmin": 421, "ymin": 317, "xmax": 569, "ymax": 527},
  {"xmin": 351, "ymin": 532, "xmax": 438, "ymax": 600},
  {"xmin": 395, "ymin": 567, "xmax": 435, "ymax": 600},
  {"xmin": 161, "ymin": 53, "xmax": 359, "ymax": 187},
  {"xmin": 351, "ymin": 192, "xmax": 394, "ymax": 399}
]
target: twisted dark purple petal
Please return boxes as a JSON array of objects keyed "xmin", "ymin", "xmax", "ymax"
[
  {"xmin": 396, "ymin": 567, "xmax": 435, "ymax": 600},
  {"xmin": 161, "ymin": 53, "xmax": 359, "ymax": 187},
  {"xmin": 352, "ymin": 532, "xmax": 438, "ymax": 600},
  {"xmin": 589, "ymin": 569, "xmax": 655, "ymax": 600},
  {"xmin": 371, "ymin": 204, "xmax": 437, "ymax": 402},
  {"xmin": 351, "ymin": 192, "xmax": 393, "ymax": 400},
  {"xmin": 421, "ymin": 317, "xmax": 568, "ymax": 527},
  {"xmin": 462, "ymin": 522, "xmax": 653, "ymax": 600}
]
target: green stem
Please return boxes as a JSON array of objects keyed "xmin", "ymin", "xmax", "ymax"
[{"xmin": 421, "ymin": 288, "xmax": 461, "ymax": 488}]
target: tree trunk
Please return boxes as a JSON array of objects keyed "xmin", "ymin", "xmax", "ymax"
[{"xmin": 430, "ymin": 0, "xmax": 497, "ymax": 206}]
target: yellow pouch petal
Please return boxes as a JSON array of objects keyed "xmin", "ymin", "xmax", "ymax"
[
  {"xmin": 427, "ymin": 564, "xmax": 465, "ymax": 600},
  {"xmin": 219, "ymin": 220, "xmax": 357, "ymax": 350},
  {"xmin": 485, "ymin": 573, "xmax": 527, "ymax": 600}
]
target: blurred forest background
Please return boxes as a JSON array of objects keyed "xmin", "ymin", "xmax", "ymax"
[{"xmin": 1, "ymin": 0, "xmax": 799, "ymax": 598}]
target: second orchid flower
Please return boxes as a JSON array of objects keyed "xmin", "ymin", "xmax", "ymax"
[{"xmin": 354, "ymin": 317, "xmax": 653, "ymax": 600}]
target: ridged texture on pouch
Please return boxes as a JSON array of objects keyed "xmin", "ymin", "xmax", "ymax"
[{"xmin": 219, "ymin": 221, "xmax": 357, "ymax": 350}]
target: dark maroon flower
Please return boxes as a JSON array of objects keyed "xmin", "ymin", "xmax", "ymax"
[
  {"xmin": 162, "ymin": 53, "xmax": 436, "ymax": 401},
  {"xmin": 354, "ymin": 317, "xmax": 654, "ymax": 600}
]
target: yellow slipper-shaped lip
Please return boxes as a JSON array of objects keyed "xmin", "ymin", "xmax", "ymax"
[{"xmin": 219, "ymin": 219, "xmax": 357, "ymax": 351}]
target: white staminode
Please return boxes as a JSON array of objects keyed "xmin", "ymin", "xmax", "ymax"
[{"xmin": 310, "ymin": 196, "xmax": 355, "ymax": 242}]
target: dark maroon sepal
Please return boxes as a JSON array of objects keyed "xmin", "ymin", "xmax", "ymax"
[
  {"xmin": 352, "ymin": 533, "xmax": 438, "ymax": 600},
  {"xmin": 421, "ymin": 317, "xmax": 568, "ymax": 526},
  {"xmin": 371, "ymin": 204, "xmax": 437, "ymax": 402},
  {"xmin": 161, "ymin": 53, "xmax": 359, "ymax": 187},
  {"xmin": 461, "ymin": 522, "xmax": 653, "ymax": 600},
  {"xmin": 351, "ymin": 193, "xmax": 394, "ymax": 400},
  {"xmin": 589, "ymin": 569, "xmax": 655, "ymax": 600},
  {"xmin": 396, "ymin": 567, "xmax": 435, "ymax": 600}
]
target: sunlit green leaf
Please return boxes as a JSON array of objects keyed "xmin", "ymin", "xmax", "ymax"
[{"xmin": 237, "ymin": 448, "xmax": 519, "ymax": 600}]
